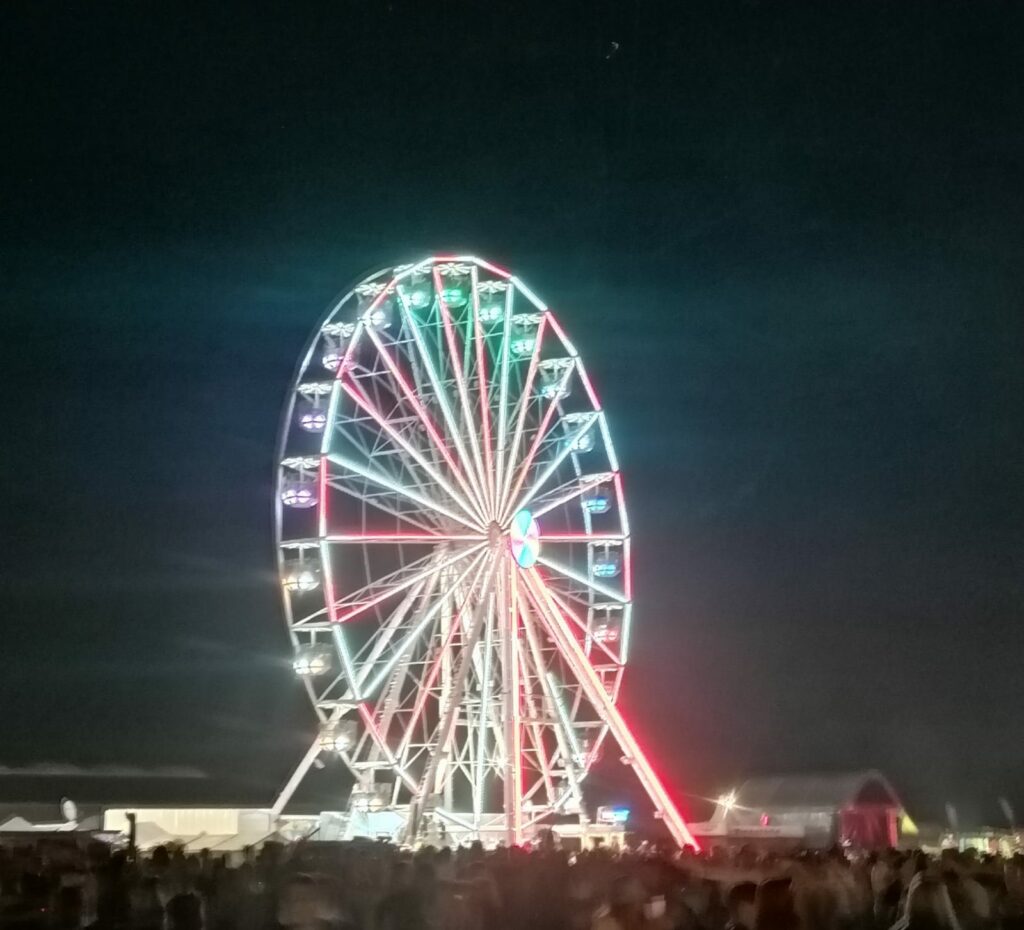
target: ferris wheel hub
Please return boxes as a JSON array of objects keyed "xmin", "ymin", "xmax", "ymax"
[{"xmin": 509, "ymin": 508, "xmax": 541, "ymax": 569}]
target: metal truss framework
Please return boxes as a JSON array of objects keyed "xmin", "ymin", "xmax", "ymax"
[{"xmin": 273, "ymin": 256, "xmax": 698, "ymax": 849}]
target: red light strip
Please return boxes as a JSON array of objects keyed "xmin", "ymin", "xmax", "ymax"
[
  {"xmin": 361, "ymin": 325, "xmax": 488, "ymax": 524},
  {"xmin": 393, "ymin": 588, "xmax": 471, "ymax": 764},
  {"xmin": 523, "ymin": 568, "xmax": 700, "ymax": 850},
  {"xmin": 325, "ymin": 533, "xmax": 484, "ymax": 543},
  {"xmin": 500, "ymin": 372, "xmax": 567, "ymax": 525},
  {"xmin": 502, "ymin": 566, "xmax": 523, "ymax": 843},
  {"xmin": 332, "ymin": 545, "xmax": 485, "ymax": 624},
  {"xmin": 497, "ymin": 314, "xmax": 549, "ymax": 513},
  {"xmin": 540, "ymin": 579, "xmax": 623, "ymax": 667},
  {"xmin": 470, "ymin": 266, "xmax": 496, "ymax": 513},
  {"xmin": 340, "ymin": 375, "xmax": 484, "ymax": 529},
  {"xmin": 528, "ymin": 473, "xmax": 612, "ymax": 520},
  {"xmin": 434, "ymin": 267, "xmax": 491, "ymax": 512},
  {"xmin": 357, "ymin": 702, "xmax": 420, "ymax": 795}
]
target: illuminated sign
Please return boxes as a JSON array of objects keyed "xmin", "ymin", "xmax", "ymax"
[{"xmin": 597, "ymin": 806, "xmax": 630, "ymax": 825}]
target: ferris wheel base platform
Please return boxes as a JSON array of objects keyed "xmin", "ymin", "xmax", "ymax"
[{"xmin": 321, "ymin": 807, "xmax": 626, "ymax": 849}]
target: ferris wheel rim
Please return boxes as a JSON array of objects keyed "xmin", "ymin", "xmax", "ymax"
[
  {"xmin": 277, "ymin": 257, "xmax": 631, "ymax": 661},
  {"xmin": 275, "ymin": 254, "xmax": 637, "ymax": 830}
]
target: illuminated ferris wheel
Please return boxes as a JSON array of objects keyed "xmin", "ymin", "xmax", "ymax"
[{"xmin": 272, "ymin": 255, "xmax": 696, "ymax": 848}]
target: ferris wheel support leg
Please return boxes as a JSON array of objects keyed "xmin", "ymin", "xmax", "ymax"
[
  {"xmin": 518, "ymin": 592, "xmax": 587, "ymax": 819},
  {"xmin": 271, "ymin": 736, "xmax": 323, "ymax": 820},
  {"xmin": 525, "ymin": 570, "xmax": 700, "ymax": 851},
  {"xmin": 500, "ymin": 570, "xmax": 523, "ymax": 846}
]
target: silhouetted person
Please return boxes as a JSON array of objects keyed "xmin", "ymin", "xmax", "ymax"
[
  {"xmin": 167, "ymin": 892, "xmax": 203, "ymax": 930},
  {"xmin": 54, "ymin": 884, "xmax": 83, "ymax": 930},
  {"xmin": 890, "ymin": 874, "xmax": 962, "ymax": 930},
  {"xmin": 755, "ymin": 877, "xmax": 800, "ymax": 930},
  {"xmin": 376, "ymin": 871, "xmax": 428, "ymax": 930},
  {"xmin": 95, "ymin": 849, "xmax": 132, "ymax": 929},
  {"xmin": 727, "ymin": 881, "xmax": 757, "ymax": 930}
]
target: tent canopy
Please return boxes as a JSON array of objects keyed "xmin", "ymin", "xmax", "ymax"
[{"xmin": 735, "ymin": 770, "xmax": 901, "ymax": 811}]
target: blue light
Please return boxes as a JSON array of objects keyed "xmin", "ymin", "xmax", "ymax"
[
  {"xmin": 582, "ymin": 495, "xmax": 609, "ymax": 515},
  {"xmin": 509, "ymin": 509, "xmax": 540, "ymax": 568}
]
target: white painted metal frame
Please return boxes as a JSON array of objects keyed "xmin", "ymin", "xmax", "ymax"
[{"xmin": 272, "ymin": 256, "xmax": 697, "ymax": 849}]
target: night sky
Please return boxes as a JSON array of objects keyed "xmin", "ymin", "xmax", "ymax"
[{"xmin": 2, "ymin": 2, "xmax": 1022, "ymax": 827}]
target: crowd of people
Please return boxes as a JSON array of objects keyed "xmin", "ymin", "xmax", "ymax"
[{"xmin": 1, "ymin": 835, "xmax": 1022, "ymax": 930}]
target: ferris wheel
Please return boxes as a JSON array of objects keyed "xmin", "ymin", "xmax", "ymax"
[{"xmin": 272, "ymin": 255, "xmax": 697, "ymax": 849}]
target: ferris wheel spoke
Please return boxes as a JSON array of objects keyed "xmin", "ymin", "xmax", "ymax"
[
  {"xmin": 540, "ymin": 579, "xmax": 623, "ymax": 667},
  {"xmin": 410, "ymin": 557, "xmax": 499, "ymax": 825},
  {"xmin": 493, "ymin": 284, "xmax": 515, "ymax": 515},
  {"xmin": 350, "ymin": 574, "xmax": 432, "ymax": 672},
  {"xmin": 447, "ymin": 562, "xmax": 503, "ymax": 814},
  {"xmin": 503, "ymin": 412, "xmax": 601, "ymax": 523},
  {"xmin": 482, "ymin": 583, "xmax": 515, "ymax": 822},
  {"xmin": 528, "ymin": 472, "xmax": 614, "ymax": 520},
  {"xmin": 355, "ymin": 703, "xmax": 420, "ymax": 796},
  {"xmin": 352, "ymin": 342, "xmax": 471, "ymax": 512},
  {"xmin": 520, "ymin": 581, "xmax": 606, "ymax": 786},
  {"xmin": 497, "ymin": 314, "xmax": 549, "ymax": 516},
  {"xmin": 434, "ymin": 268, "xmax": 491, "ymax": 516},
  {"xmin": 394, "ymin": 287, "xmax": 491, "ymax": 519},
  {"xmin": 370, "ymin": 661, "xmax": 409, "ymax": 764},
  {"xmin": 516, "ymin": 642, "xmax": 557, "ymax": 805},
  {"xmin": 296, "ymin": 551, "xmax": 440, "ymax": 634},
  {"xmin": 534, "ymin": 554, "xmax": 628, "ymax": 605},
  {"xmin": 331, "ymin": 543, "xmax": 485, "ymax": 625},
  {"xmin": 497, "ymin": 566, "xmax": 522, "ymax": 827},
  {"xmin": 326, "ymin": 471, "xmax": 446, "ymax": 533},
  {"xmin": 470, "ymin": 266, "xmax": 497, "ymax": 511},
  {"xmin": 511, "ymin": 569, "xmax": 557, "ymax": 805},
  {"xmin": 391, "ymin": 582, "xmax": 469, "ymax": 769},
  {"xmin": 323, "ymin": 476, "xmax": 442, "ymax": 535},
  {"xmin": 473, "ymin": 581, "xmax": 496, "ymax": 823},
  {"xmin": 394, "ymin": 638, "xmax": 476, "ymax": 782},
  {"xmin": 324, "ymin": 532, "xmax": 485, "ymax": 543},
  {"xmin": 339, "ymin": 377, "xmax": 486, "ymax": 526},
  {"xmin": 327, "ymin": 452, "xmax": 481, "ymax": 534},
  {"xmin": 498, "ymin": 362, "xmax": 576, "ymax": 523},
  {"xmin": 518, "ymin": 578, "xmax": 586, "ymax": 765},
  {"xmin": 321, "ymin": 546, "xmax": 362, "ymax": 684},
  {"xmin": 357, "ymin": 549, "xmax": 489, "ymax": 698},
  {"xmin": 517, "ymin": 584, "xmax": 586, "ymax": 807},
  {"xmin": 360, "ymin": 325, "xmax": 489, "ymax": 524}
]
